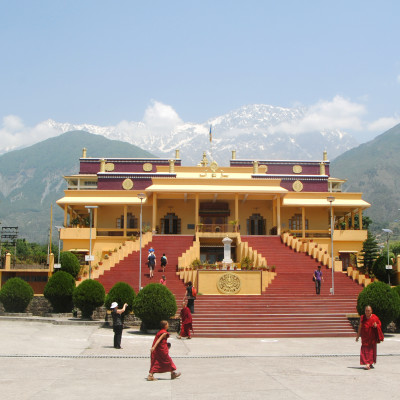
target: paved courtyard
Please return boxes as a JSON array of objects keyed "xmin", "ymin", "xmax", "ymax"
[{"xmin": 0, "ymin": 319, "xmax": 399, "ymax": 399}]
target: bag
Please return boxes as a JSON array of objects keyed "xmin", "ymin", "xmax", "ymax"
[
  {"xmin": 312, "ymin": 276, "xmax": 316, "ymax": 282},
  {"xmin": 191, "ymin": 287, "xmax": 197, "ymax": 297}
]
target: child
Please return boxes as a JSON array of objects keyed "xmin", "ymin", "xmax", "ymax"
[
  {"xmin": 147, "ymin": 320, "xmax": 181, "ymax": 381},
  {"xmin": 160, "ymin": 275, "xmax": 167, "ymax": 286},
  {"xmin": 177, "ymin": 300, "xmax": 193, "ymax": 339}
]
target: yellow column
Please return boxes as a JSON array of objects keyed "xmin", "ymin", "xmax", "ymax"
[
  {"xmin": 358, "ymin": 209, "xmax": 363, "ymax": 230},
  {"xmin": 64, "ymin": 205, "xmax": 68, "ymax": 227},
  {"xmin": 123, "ymin": 205, "xmax": 127, "ymax": 237},
  {"xmin": 272, "ymin": 198, "xmax": 277, "ymax": 227},
  {"xmin": 152, "ymin": 193, "xmax": 157, "ymax": 232},
  {"xmin": 351, "ymin": 211, "xmax": 355, "ymax": 230},
  {"xmin": 195, "ymin": 194, "xmax": 199, "ymax": 228},
  {"xmin": 277, "ymin": 196, "xmax": 281, "ymax": 235},
  {"xmin": 235, "ymin": 193, "xmax": 239, "ymax": 222},
  {"xmin": 301, "ymin": 207, "xmax": 306, "ymax": 239},
  {"xmin": 94, "ymin": 207, "xmax": 98, "ymax": 228}
]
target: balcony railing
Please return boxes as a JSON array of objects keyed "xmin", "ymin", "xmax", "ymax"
[{"xmin": 196, "ymin": 224, "xmax": 238, "ymax": 233}]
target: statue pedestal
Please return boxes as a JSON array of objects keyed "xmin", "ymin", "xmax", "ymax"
[{"xmin": 222, "ymin": 236, "xmax": 233, "ymax": 264}]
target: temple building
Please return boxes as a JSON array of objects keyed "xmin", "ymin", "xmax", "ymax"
[{"xmin": 56, "ymin": 148, "xmax": 370, "ymax": 273}]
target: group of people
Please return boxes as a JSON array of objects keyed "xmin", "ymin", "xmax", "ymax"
[
  {"xmin": 147, "ymin": 247, "xmax": 168, "ymax": 280},
  {"xmin": 110, "ymin": 263, "xmax": 383, "ymax": 380}
]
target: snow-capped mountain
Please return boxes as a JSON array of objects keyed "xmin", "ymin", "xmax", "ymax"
[{"xmin": 46, "ymin": 104, "xmax": 358, "ymax": 164}]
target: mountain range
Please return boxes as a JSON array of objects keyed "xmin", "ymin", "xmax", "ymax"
[
  {"xmin": 330, "ymin": 123, "xmax": 400, "ymax": 234},
  {"xmin": 43, "ymin": 104, "xmax": 358, "ymax": 165},
  {"xmin": 0, "ymin": 131, "xmax": 155, "ymax": 243}
]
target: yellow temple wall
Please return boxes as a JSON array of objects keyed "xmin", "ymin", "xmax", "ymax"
[
  {"xmin": 237, "ymin": 200, "xmax": 272, "ymax": 234},
  {"xmin": 197, "ymin": 271, "xmax": 262, "ymax": 295},
  {"xmin": 157, "ymin": 199, "xmax": 196, "ymax": 234}
]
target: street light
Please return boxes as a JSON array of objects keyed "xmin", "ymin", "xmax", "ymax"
[
  {"xmin": 54, "ymin": 226, "xmax": 64, "ymax": 270},
  {"xmin": 327, "ymin": 196, "xmax": 335, "ymax": 295},
  {"xmin": 85, "ymin": 206, "xmax": 98, "ymax": 280},
  {"xmin": 137, "ymin": 193, "xmax": 146, "ymax": 291},
  {"xmin": 382, "ymin": 228, "xmax": 393, "ymax": 286}
]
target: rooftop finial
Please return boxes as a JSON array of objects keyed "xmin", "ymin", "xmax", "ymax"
[
  {"xmin": 323, "ymin": 150, "xmax": 328, "ymax": 161},
  {"xmin": 82, "ymin": 148, "xmax": 87, "ymax": 158}
]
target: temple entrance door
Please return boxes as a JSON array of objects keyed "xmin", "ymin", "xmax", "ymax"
[
  {"xmin": 161, "ymin": 213, "xmax": 181, "ymax": 234},
  {"xmin": 339, "ymin": 253, "xmax": 350, "ymax": 272},
  {"xmin": 247, "ymin": 214, "xmax": 266, "ymax": 235}
]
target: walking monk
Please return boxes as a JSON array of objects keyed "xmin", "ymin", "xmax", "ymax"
[
  {"xmin": 177, "ymin": 300, "xmax": 193, "ymax": 339},
  {"xmin": 356, "ymin": 305, "xmax": 384, "ymax": 370},
  {"xmin": 147, "ymin": 320, "xmax": 181, "ymax": 381}
]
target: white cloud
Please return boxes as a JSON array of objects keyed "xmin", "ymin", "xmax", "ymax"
[
  {"xmin": 269, "ymin": 96, "xmax": 366, "ymax": 135},
  {"xmin": 0, "ymin": 115, "xmax": 60, "ymax": 154},
  {"xmin": 143, "ymin": 100, "xmax": 182, "ymax": 132},
  {"xmin": 367, "ymin": 116, "xmax": 400, "ymax": 132}
]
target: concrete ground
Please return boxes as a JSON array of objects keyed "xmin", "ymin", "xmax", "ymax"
[{"xmin": 0, "ymin": 318, "xmax": 400, "ymax": 400}]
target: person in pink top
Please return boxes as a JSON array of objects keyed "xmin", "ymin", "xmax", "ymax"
[{"xmin": 160, "ymin": 275, "xmax": 167, "ymax": 286}]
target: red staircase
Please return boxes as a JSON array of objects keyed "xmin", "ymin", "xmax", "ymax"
[
  {"xmin": 97, "ymin": 235, "xmax": 194, "ymax": 295},
  {"xmin": 192, "ymin": 236, "xmax": 362, "ymax": 338}
]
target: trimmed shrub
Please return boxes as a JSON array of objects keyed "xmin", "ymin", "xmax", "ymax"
[
  {"xmin": 372, "ymin": 254, "xmax": 395, "ymax": 283},
  {"xmin": 105, "ymin": 282, "xmax": 136, "ymax": 316},
  {"xmin": 0, "ymin": 277, "xmax": 34, "ymax": 312},
  {"xmin": 73, "ymin": 279, "xmax": 105, "ymax": 319},
  {"xmin": 44, "ymin": 271, "xmax": 76, "ymax": 313},
  {"xmin": 357, "ymin": 281, "xmax": 400, "ymax": 329},
  {"xmin": 60, "ymin": 251, "xmax": 81, "ymax": 278},
  {"xmin": 132, "ymin": 283, "xmax": 177, "ymax": 329}
]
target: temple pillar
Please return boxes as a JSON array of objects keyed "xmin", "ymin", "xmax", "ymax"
[
  {"xmin": 345, "ymin": 214, "xmax": 349, "ymax": 230},
  {"xmin": 277, "ymin": 196, "xmax": 281, "ymax": 235},
  {"xmin": 301, "ymin": 207, "xmax": 306, "ymax": 238},
  {"xmin": 123, "ymin": 205, "xmax": 127, "ymax": 237},
  {"xmin": 235, "ymin": 193, "xmax": 239, "ymax": 224},
  {"xmin": 94, "ymin": 207, "xmax": 98, "ymax": 228},
  {"xmin": 195, "ymin": 194, "xmax": 199, "ymax": 229},
  {"xmin": 272, "ymin": 198, "xmax": 277, "ymax": 227},
  {"xmin": 64, "ymin": 205, "xmax": 68, "ymax": 227},
  {"xmin": 152, "ymin": 193, "xmax": 157, "ymax": 232},
  {"xmin": 358, "ymin": 209, "xmax": 363, "ymax": 230},
  {"xmin": 351, "ymin": 211, "xmax": 355, "ymax": 230}
]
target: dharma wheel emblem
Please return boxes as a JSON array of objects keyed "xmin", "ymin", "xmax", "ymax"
[
  {"xmin": 217, "ymin": 272, "xmax": 241, "ymax": 294},
  {"xmin": 143, "ymin": 163, "xmax": 153, "ymax": 172},
  {"xmin": 292, "ymin": 180, "xmax": 303, "ymax": 192},
  {"xmin": 105, "ymin": 162, "xmax": 115, "ymax": 172},
  {"xmin": 293, "ymin": 165, "xmax": 302, "ymax": 174},
  {"xmin": 122, "ymin": 178, "xmax": 134, "ymax": 190}
]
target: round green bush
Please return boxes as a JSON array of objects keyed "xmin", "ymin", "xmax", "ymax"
[
  {"xmin": 357, "ymin": 281, "xmax": 400, "ymax": 329},
  {"xmin": 0, "ymin": 277, "xmax": 34, "ymax": 312},
  {"xmin": 105, "ymin": 282, "xmax": 135, "ymax": 316},
  {"xmin": 60, "ymin": 251, "xmax": 81, "ymax": 278},
  {"xmin": 73, "ymin": 279, "xmax": 105, "ymax": 319},
  {"xmin": 372, "ymin": 254, "xmax": 395, "ymax": 283},
  {"xmin": 132, "ymin": 283, "xmax": 177, "ymax": 329},
  {"xmin": 44, "ymin": 271, "xmax": 76, "ymax": 313}
]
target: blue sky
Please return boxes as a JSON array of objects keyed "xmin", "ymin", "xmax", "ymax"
[{"xmin": 0, "ymin": 0, "xmax": 399, "ymax": 151}]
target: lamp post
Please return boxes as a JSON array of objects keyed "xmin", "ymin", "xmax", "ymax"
[
  {"xmin": 327, "ymin": 196, "xmax": 335, "ymax": 295},
  {"xmin": 382, "ymin": 228, "xmax": 393, "ymax": 286},
  {"xmin": 85, "ymin": 206, "xmax": 98, "ymax": 280},
  {"xmin": 54, "ymin": 226, "xmax": 63, "ymax": 269},
  {"xmin": 137, "ymin": 193, "xmax": 146, "ymax": 291}
]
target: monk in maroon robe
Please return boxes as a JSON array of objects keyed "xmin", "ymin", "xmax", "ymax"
[
  {"xmin": 147, "ymin": 320, "xmax": 181, "ymax": 381},
  {"xmin": 356, "ymin": 305, "xmax": 384, "ymax": 370},
  {"xmin": 177, "ymin": 300, "xmax": 193, "ymax": 339}
]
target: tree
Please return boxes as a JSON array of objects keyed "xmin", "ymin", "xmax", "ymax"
[
  {"xmin": 358, "ymin": 231, "xmax": 380, "ymax": 275},
  {"xmin": 104, "ymin": 282, "xmax": 136, "ymax": 317},
  {"xmin": 0, "ymin": 277, "xmax": 34, "ymax": 312},
  {"xmin": 357, "ymin": 281, "xmax": 400, "ymax": 329},
  {"xmin": 372, "ymin": 254, "xmax": 395, "ymax": 283},
  {"xmin": 132, "ymin": 283, "xmax": 177, "ymax": 330},
  {"xmin": 44, "ymin": 271, "xmax": 76, "ymax": 313},
  {"xmin": 73, "ymin": 279, "xmax": 105, "ymax": 319},
  {"xmin": 60, "ymin": 251, "xmax": 81, "ymax": 278}
]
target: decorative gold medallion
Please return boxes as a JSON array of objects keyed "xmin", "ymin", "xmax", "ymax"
[
  {"xmin": 217, "ymin": 272, "xmax": 241, "ymax": 294},
  {"xmin": 143, "ymin": 163, "xmax": 153, "ymax": 172},
  {"xmin": 293, "ymin": 165, "xmax": 302, "ymax": 174},
  {"xmin": 122, "ymin": 178, "xmax": 134, "ymax": 190},
  {"xmin": 105, "ymin": 162, "xmax": 115, "ymax": 172},
  {"xmin": 292, "ymin": 180, "xmax": 303, "ymax": 192},
  {"xmin": 210, "ymin": 160, "xmax": 219, "ymax": 173},
  {"xmin": 264, "ymin": 165, "xmax": 268, "ymax": 173}
]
